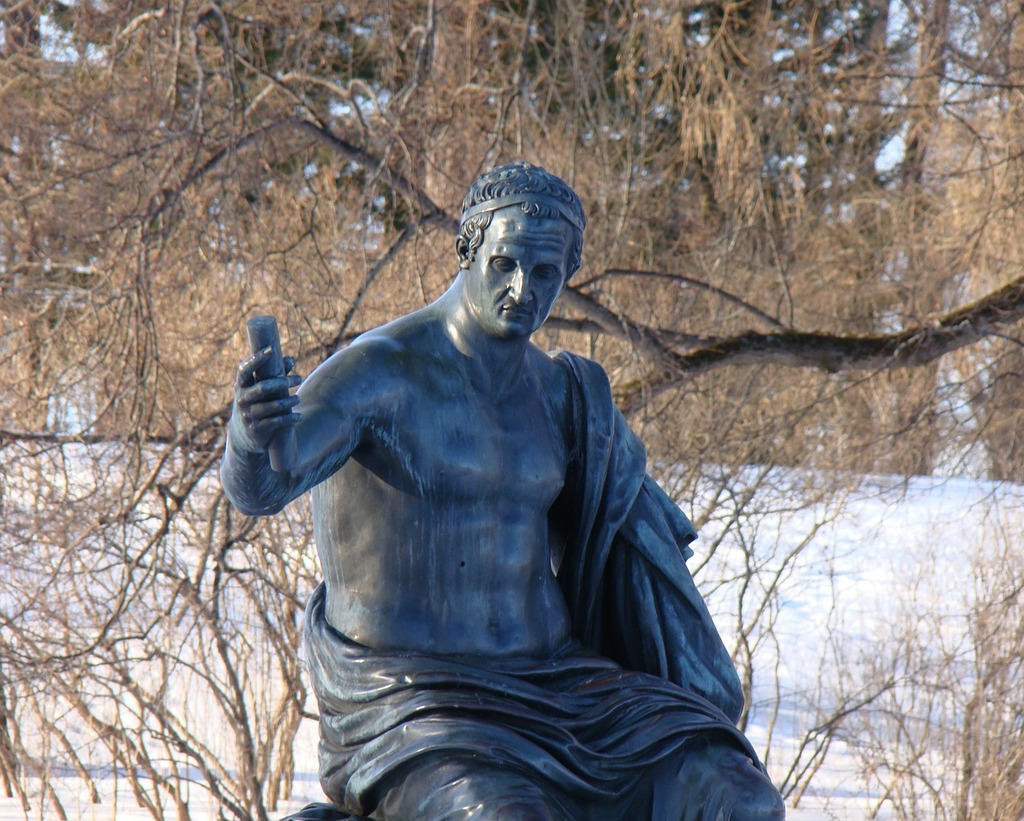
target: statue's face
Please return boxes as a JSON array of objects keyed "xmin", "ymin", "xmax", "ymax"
[{"xmin": 461, "ymin": 208, "xmax": 572, "ymax": 340}]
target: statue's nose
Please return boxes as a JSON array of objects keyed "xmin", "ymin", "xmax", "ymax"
[{"xmin": 509, "ymin": 267, "xmax": 527, "ymax": 301}]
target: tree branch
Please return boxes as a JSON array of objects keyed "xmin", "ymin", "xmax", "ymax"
[
  {"xmin": 613, "ymin": 275, "xmax": 1024, "ymax": 413},
  {"xmin": 582, "ymin": 268, "xmax": 789, "ymax": 330}
]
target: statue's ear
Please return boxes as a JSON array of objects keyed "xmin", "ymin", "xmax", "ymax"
[{"xmin": 455, "ymin": 237, "xmax": 470, "ymax": 267}]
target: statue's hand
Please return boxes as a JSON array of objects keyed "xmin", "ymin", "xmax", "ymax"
[{"xmin": 232, "ymin": 348, "xmax": 303, "ymax": 453}]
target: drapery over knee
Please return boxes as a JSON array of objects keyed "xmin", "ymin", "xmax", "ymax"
[{"xmin": 303, "ymin": 584, "xmax": 762, "ymax": 820}]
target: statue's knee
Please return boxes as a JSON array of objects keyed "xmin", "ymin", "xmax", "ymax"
[
  {"xmin": 730, "ymin": 780, "xmax": 786, "ymax": 821},
  {"xmin": 487, "ymin": 798, "xmax": 557, "ymax": 821},
  {"xmin": 660, "ymin": 744, "xmax": 784, "ymax": 821},
  {"xmin": 718, "ymin": 750, "xmax": 786, "ymax": 821},
  {"xmin": 381, "ymin": 756, "xmax": 558, "ymax": 821}
]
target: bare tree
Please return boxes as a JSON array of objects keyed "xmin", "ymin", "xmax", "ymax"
[{"xmin": 2, "ymin": 1, "xmax": 1024, "ymax": 817}]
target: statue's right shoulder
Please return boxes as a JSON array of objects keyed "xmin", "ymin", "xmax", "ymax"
[{"xmin": 303, "ymin": 307, "xmax": 441, "ymax": 409}]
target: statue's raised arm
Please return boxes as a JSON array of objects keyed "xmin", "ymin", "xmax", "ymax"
[
  {"xmin": 223, "ymin": 162, "xmax": 786, "ymax": 821},
  {"xmin": 221, "ymin": 322, "xmax": 379, "ymax": 517}
]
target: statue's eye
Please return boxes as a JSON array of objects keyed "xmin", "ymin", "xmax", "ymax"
[
  {"xmin": 535, "ymin": 264, "xmax": 560, "ymax": 280},
  {"xmin": 491, "ymin": 257, "xmax": 517, "ymax": 273}
]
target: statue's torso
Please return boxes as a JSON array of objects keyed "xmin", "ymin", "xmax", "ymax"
[{"xmin": 311, "ymin": 341, "xmax": 574, "ymax": 657}]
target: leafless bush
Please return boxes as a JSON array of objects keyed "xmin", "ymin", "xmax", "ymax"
[{"xmin": 3, "ymin": 1, "xmax": 1024, "ymax": 817}]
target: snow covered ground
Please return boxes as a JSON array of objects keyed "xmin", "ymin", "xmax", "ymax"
[{"xmin": 1, "ymin": 473, "xmax": 1018, "ymax": 820}]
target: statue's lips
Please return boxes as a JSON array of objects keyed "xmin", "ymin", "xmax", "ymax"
[{"xmin": 498, "ymin": 303, "xmax": 533, "ymax": 319}]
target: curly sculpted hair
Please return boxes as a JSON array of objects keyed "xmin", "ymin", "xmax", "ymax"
[{"xmin": 455, "ymin": 162, "xmax": 586, "ymax": 280}]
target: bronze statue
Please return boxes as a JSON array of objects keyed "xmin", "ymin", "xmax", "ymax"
[{"xmin": 221, "ymin": 163, "xmax": 786, "ymax": 820}]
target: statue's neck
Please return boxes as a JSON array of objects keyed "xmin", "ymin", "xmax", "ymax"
[{"xmin": 438, "ymin": 285, "xmax": 531, "ymax": 398}]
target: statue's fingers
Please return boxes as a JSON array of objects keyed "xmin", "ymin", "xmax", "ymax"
[
  {"xmin": 238, "ymin": 375, "xmax": 298, "ymax": 406},
  {"xmin": 252, "ymin": 412, "xmax": 301, "ymax": 440},
  {"xmin": 249, "ymin": 395, "xmax": 300, "ymax": 420},
  {"xmin": 236, "ymin": 347, "xmax": 275, "ymax": 387}
]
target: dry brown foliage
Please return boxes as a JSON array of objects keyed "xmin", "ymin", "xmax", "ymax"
[{"xmin": 2, "ymin": 1, "xmax": 1023, "ymax": 818}]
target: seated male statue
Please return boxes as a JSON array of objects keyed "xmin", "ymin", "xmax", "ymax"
[{"xmin": 221, "ymin": 162, "xmax": 786, "ymax": 820}]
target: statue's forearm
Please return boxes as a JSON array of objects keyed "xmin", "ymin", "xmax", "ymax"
[{"xmin": 220, "ymin": 410, "xmax": 298, "ymax": 516}]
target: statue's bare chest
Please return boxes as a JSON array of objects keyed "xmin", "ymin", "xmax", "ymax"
[{"xmin": 357, "ymin": 374, "xmax": 568, "ymax": 507}]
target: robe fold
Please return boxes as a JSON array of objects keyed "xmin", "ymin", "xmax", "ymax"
[{"xmin": 552, "ymin": 351, "xmax": 745, "ymax": 722}]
